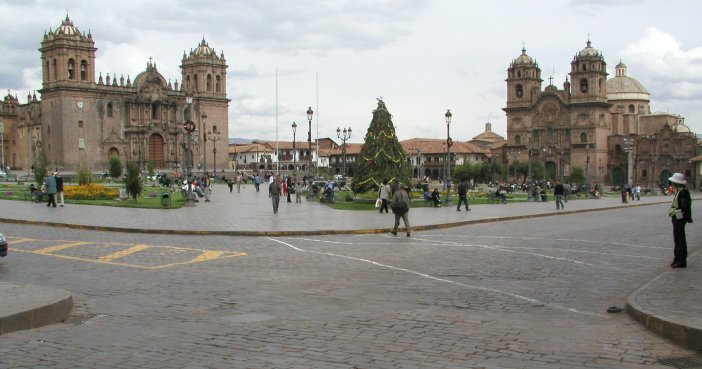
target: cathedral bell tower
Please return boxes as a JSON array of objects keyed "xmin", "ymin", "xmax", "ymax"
[
  {"xmin": 506, "ymin": 47, "xmax": 542, "ymax": 108},
  {"xmin": 39, "ymin": 15, "xmax": 97, "ymax": 90},
  {"xmin": 568, "ymin": 39, "xmax": 607, "ymax": 104},
  {"xmin": 180, "ymin": 38, "xmax": 230, "ymax": 175}
]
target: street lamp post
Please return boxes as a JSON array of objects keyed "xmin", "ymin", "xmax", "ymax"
[
  {"xmin": 624, "ymin": 137, "xmax": 634, "ymax": 186},
  {"xmin": 445, "ymin": 109, "xmax": 452, "ymax": 205},
  {"xmin": 201, "ymin": 113, "xmax": 207, "ymax": 174},
  {"xmin": 306, "ymin": 107, "xmax": 314, "ymax": 199},
  {"xmin": 337, "ymin": 126, "xmax": 351, "ymax": 177},
  {"xmin": 292, "ymin": 121, "xmax": 297, "ymax": 177},
  {"xmin": 183, "ymin": 96, "xmax": 196, "ymax": 207},
  {"xmin": 208, "ymin": 127, "xmax": 220, "ymax": 176}
]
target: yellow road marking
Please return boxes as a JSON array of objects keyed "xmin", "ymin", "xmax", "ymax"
[
  {"xmin": 97, "ymin": 244, "xmax": 149, "ymax": 262},
  {"xmin": 189, "ymin": 250, "xmax": 225, "ymax": 263},
  {"xmin": 34, "ymin": 241, "xmax": 91, "ymax": 254},
  {"xmin": 6, "ymin": 237, "xmax": 36, "ymax": 244}
]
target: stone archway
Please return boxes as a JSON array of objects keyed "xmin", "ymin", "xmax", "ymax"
[
  {"xmin": 660, "ymin": 169, "xmax": 672, "ymax": 190},
  {"xmin": 108, "ymin": 147, "xmax": 120, "ymax": 158},
  {"xmin": 612, "ymin": 167, "xmax": 625, "ymax": 187},
  {"xmin": 148, "ymin": 134, "xmax": 165, "ymax": 169},
  {"xmin": 545, "ymin": 161, "xmax": 557, "ymax": 182}
]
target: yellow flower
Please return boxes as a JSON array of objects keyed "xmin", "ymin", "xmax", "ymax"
[{"xmin": 64, "ymin": 184, "xmax": 119, "ymax": 200}]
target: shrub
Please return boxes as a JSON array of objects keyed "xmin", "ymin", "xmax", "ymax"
[
  {"xmin": 124, "ymin": 162, "xmax": 143, "ymax": 201},
  {"xmin": 64, "ymin": 183, "xmax": 119, "ymax": 200},
  {"xmin": 77, "ymin": 161, "xmax": 93, "ymax": 185},
  {"xmin": 108, "ymin": 155, "xmax": 123, "ymax": 179}
]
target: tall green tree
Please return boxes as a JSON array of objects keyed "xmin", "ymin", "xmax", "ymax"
[
  {"xmin": 569, "ymin": 166, "xmax": 585, "ymax": 185},
  {"xmin": 108, "ymin": 154, "xmax": 123, "ymax": 179},
  {"xmin": 124, "ymin": 162, "xmax": 143, "ymax": 201},
  {"xmin": 33, "ymin": 149, "xmax": 47, "ymax": 185},
  {"xmin": 351, "ymin": 99, "xmax": 411, "ymax": 193}
]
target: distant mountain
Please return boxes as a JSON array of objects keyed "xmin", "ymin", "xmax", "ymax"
[{"xmin": 229, "ymin": 138, "xmax": 253, "ymax": 145}]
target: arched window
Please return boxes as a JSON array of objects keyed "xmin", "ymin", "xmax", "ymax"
[
  {"xmin": 215, "ymin": 75, "xmax": 221, "ymax": 93},
  {"xmin": 628, "ymin": 104, "xmax": 635, "ymax": 113},
  {"xmin": 45, "ymin": 61, "xmax": 50, "ymax": 81},
  {"xmin": 580, "ymin": 133, "xmax": 587, "ymax": 143},
  {"xmin": 515, "ymin": 84, "xmax": 523, "ymax": 98},
  {"xmin": 581, "ymin": 64, "xmax": 587, "ymax": 71},
  {"xmin": 642, "ymin": 169, "xmax": 648, "ymax": 178},
  {"xmin": 580, "ymin": 79, "xmax": 588, "ymax": 93},
  {"xmin": 206, "ymin": 74, "xmax": 212, "ymax": 91},
  {"xmin": 193, "ymin": 74, "xmax": 199, "ymax": 92},
  {"xmin": 68, "ymin": 59, "xmax": 75, "ymax": 80},
  {"xmin": 80, "ymin": 60, "xmax": 88, "ymax": 80},
  {"xmin": 517, "ymin": 71, "xmax": 521, "ymax": 78},
  {"xmin": 515, "ymin": 135, "xmax": 522, "ymax": 145},
  {"xmin": 52, "ymin": 59, "xmax": 57, "ymax": 80},
  {"xmin": 185, "ymin": 75, "xmax": 191, "ymax": 91},
  {"xmin": 107, "ymin": 103, "xmax": 113, "ymax": 117},
  {"xmin": 599, "ymin": 78, "xmax": 604, "ymax": 91}
]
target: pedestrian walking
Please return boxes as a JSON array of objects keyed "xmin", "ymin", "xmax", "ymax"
[
  {"xmin": 227, "ymin": 177, "xmax": 234, "ymax": 193},
  {"xmin": 43, "ymin": 174, "xmax": 57, "ymax": 208},
  {"xmin": 54, "ymin": 171, "xmax": 64, "ymax": 207},
  {"xmin": 456, "ymin": 178, "xmax": 470, "ymax": 211},
  {"xmin": 254, "ymin": 173, "xmax": 261, "ymax": 192},
  {"xmin": 286, "ymin": 176, "xmax": 293, "ymax": 203},
  {"xmin": 378, "ymin": 179, "xmax": 391, "ymax": 213},
  {"xmin": 668, "ymin": 173, "xmax": 692, "ymax": 268},
  {"xmin": 269, "ymin": 175, "xmax": 282, "ymax": 214},
  {"xmin": 236, "ymin": 172, "xmax": 243, "ymax": 193},
  {"xmin": 295, "ymin": 182, "xmax": 302, "ymax": 203},
  {"xmin": 390, "ymin": 183, "xmax": 411, "ymax": 237},
  {"xmin": 554, "ymin": 180, "xmax": 565, "ymax": 210}
]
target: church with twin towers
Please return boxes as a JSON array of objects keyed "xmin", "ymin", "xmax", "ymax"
[{"xmin": 0, "ymin": 15, "xmax": 230, "ymax": 175}]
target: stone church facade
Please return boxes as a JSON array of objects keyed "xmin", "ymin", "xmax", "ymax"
[
  {"xmin": 503, "ymin": 40, "xmax": 697, "ymax": 189},
  {"xmin": 0, "ymin": 16, "xmax": 230, "ymax": 175}
]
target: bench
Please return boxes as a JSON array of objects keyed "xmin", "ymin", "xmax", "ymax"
[{"xmin": 487, "ymin": 191, "xmax": 507, "ymax": 204}]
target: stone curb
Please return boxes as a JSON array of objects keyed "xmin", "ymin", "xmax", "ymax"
[
  {"xmin": 626, "ymin": 249, "xmax": 702, "ymax": 352},
  {"xmin": 0, "ymin": 284, "xmax": 73, "ymax": 335},
  {"xmin": 0, "ymin": 200, "xmax": 666, "ymax": 236}
]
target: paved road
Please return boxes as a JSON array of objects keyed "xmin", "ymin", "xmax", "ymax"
[{"xmin": 0, "ymin": 202, "xmax": 699, "ymax": 368}]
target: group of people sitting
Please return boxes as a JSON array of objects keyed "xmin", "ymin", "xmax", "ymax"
[{"xmin": 180, "ymin": 176, "xmax": 211, "ymax": 202}]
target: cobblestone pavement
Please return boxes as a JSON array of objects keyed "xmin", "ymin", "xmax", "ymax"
[{"xmin": 0, "ymin": 203, "xmax": 700, "ymax": 368}]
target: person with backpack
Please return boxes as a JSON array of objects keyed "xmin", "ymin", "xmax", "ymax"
[{"xmin": 390, "ymin": 183, "xmax": 411, "ymax": 237}]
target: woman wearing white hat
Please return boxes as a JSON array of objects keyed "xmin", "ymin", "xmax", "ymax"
[{"xmin": 668, "ymin": 173, "xmax": 692, "ymax": 268}]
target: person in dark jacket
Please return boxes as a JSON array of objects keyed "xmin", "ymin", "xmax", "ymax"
[
  {"xmin": 554, "ymin": 180, "xmax": 564, "ymax": 210},
  {"xmin": 456, "ymin": 178, "xmax": 470, "ymax": 211},
  {"xmin": 391, "ymin": 183, "xmax": 411, "ymax": 237},
  {"xmin": 54, "ymin": 171, "xmax": 64, "ymax": 207},
  {"xmin": 668, "ymin": 173, "xmax": 692, "ymax": 268},
  {"xmin": 44, "ymin": 174, "xmax": 57, "ymax": 208}
]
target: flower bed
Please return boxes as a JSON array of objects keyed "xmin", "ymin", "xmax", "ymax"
[{"xmin": 64, "ymin": 183, "xmax": 119, "ymax": 200}]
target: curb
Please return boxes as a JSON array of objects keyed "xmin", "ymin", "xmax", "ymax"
[
  {"xmin": 626, "ymin": 249, "xmax": 702, "ymax": 351},
  {"xmin": 0, "ymin": 284, "xmax": 73, "ymax": 335},
  {"xmin": 0, "ymin": 200, "xmax": 667, "ymax": 236}
]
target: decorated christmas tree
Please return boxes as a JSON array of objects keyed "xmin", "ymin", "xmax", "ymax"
[{"xmin": 351, "ymin": 99, "xmax": 411, "ymax": 193}]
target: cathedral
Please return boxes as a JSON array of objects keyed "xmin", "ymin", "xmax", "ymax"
[
  {"xmin": 0, "ymin": 16, "xmax": 230, "ymax": 175},
  {"xmin": 503, "ymin": 40, "xmax": 697, "ymax": 189}
]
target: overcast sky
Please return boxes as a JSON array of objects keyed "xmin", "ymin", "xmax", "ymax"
[{"xmin": 2, "ymin": 0, "xmax": 701, "ymax": 144}]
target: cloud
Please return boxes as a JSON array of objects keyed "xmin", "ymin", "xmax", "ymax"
[{"xmin": 621, "ymin": 28, "xmax": 702, "ymax": 101}]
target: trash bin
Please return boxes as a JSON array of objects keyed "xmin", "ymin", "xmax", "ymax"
[{"xmin": 160, "ymin": 192, "xmax": 171, "ymax": 208}]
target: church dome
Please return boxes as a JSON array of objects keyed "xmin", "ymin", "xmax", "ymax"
[
  {"xmin": 56, "ymin": 15, "xmax": 81, "ymax": 36},
  {"xmin": 193, "ymin": 38, "xmax": 215, "ymax": 56},
  {"xmin": 673, "ymin": 123, "xmax": 691, "ymax": 133},
  {"xmin": 578, "ymin": 40, "xmax": 599, "ymax": 57},
  {"xmin": 513, "ymin": 47, "xmax": 535, "ymax": 65},
  {"xmin": 607, "ymin": 61, "xmax": 650, "ymax": 101}
]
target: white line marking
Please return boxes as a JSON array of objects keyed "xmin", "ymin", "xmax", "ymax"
[{"xmin": 266, "ymin": 237, "xmax": 603, "ymax": 317}]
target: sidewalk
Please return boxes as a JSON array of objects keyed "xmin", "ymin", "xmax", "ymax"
[{"xmin": 0, "ymin": 186, "xmax": 700, "ymax": 350}]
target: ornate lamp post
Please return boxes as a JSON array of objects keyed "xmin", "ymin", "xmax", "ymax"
[
  {"xmin": 306, "ymin": 107, "xmax": 314, "ymax": 180},
  {"xmin": 292, "ymin": 121, "xmax": 297, "ymax": 176},
  {"xmin": 208, "ymin": 126, "xmax": 221, "ymax": 176},
  {"xmin": 201, "ymin": 112, "xmax": 207, "ymax": 174},
  {"xmin": 445, "ymin": 109, "xmax": 452, "ymax": 204},
  {"xmin": 337, "ymin": 126, "xmax": 352, "ymax": 177},
  {"xmin": 306, "ymin": 107, "xmax": 314, "ymax": 199},
  {"xmin": 183, "ymin": 96, "xmax": 196, "ymax": 207},
  {"xmin": 624, "ymin": 137, "xmax": 634, "ymax": 186}
]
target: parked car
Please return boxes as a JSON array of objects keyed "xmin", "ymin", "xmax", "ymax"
[{"xmin": 0, "ymin": 232, "xmax": 8, "ymax": 257}]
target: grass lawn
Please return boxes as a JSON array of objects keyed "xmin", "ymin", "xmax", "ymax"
[{"xmin": 0, "ymin": 182, "xmax": 185, "ymax": 209}]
